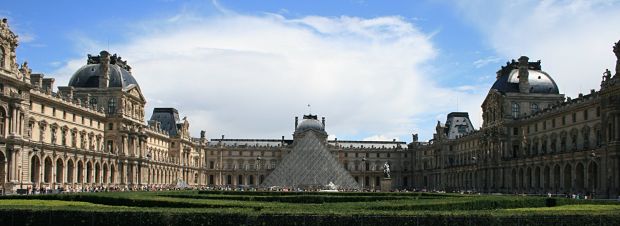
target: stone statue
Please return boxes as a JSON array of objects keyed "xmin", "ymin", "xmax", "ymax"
[
  {"xmin": 614, "ymin": 40, "xmax": 620, "ymax": 76},
  {"xmin": 604, "ymin": 69, "xmax": 612, "ymax": 81},
  {"xmin": 383, "ymin": 162, "xmax": 391, "ymax": 178},
  {"xmin": 200, "ymin": 130, "xmax": 206, "ymax": 139}
]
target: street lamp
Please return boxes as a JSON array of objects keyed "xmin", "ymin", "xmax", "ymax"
[
  {"xmin": 146, "ymin": 152, "xmax": 152, "ymax": 189},
  {"xmin": 362, "ymin": 157, "xmax": 367, "ymax": 191},
  {"xmin": 471, "ymin": 156, "xmax": 477, "ymax": 193},
  {"xmin": 256, "ymin": 156, "xmax": 262, "ymax": 187}
]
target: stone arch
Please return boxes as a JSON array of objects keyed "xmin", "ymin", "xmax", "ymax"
[
  {"xmin": 55, "ymin": 158, "xmax": 64, "ymax": 184},
  {"xmin": 102, "ymin": 163, "xmax": 108, "ymax": 184},
  {"xmin": 30, "ymin": 155, "xmax": 41, "ymax": 183},
  {"xmin": 587, "ymin": 161, "xmax": 598, "ymax": 193},
  {"xmin": 563, "ymin": 163, "xmax": 572, "ymax": 191},
  {"xmin": 95, "ymin": 162, "xmax": 101, "ymax": 184},
  {"xmin": 77, "ymin": 160, "xmax": 84, "ymax": 183},
  {"xmin": 0, "ymin": 151, "xmax": 6, "ymax": 188},
  {"xmin": 575, "ymin": 162, "xmax": 585, "ymax": 192},
  {"xmin": 526, "ymin": 167, "xmax": 533, "ymax": 191},
  {"xmin": 553, "ymin": 164, "xmax": 561, "ymax": 191},
  {"xmin": 511, "ymin": 168, "xmax": 517, "ymax": 189},
  {"xmin": 44, "ymin": 156, "xmax": 53, "ymax": 184},
  {"xmin": 543, "ymin": 165, "xmax": 551, "ymax": 191},
  {"xmin": 534, "ymin": 166, "xmax": 541, "ymax": 191},
  {"xmin": 0, "ymin": 107, "xmax": 7, "ymax": 136},
  {"xmin": 110, "ymin": 163, "xmax": 116, "ymax": 184},
  {"xmin": 86, "ymin": 161, "xmax": 93, "ymax": 183},
  {"xmin": 67, "ymin": 159, "xmax": 74, "ymax": 183},
  {"xmin": 518, "ymin": 168, "xmax": 524, "ymax": 190}
]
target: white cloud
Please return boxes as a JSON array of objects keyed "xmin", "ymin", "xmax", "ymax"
[
  {"xmin": 454, "ymin": 0, "xmax": 620, "ymax": 97},
  {"xmin": 473, "ymin": 56, "xmax": 501, "ymax": 68},
  {"xmin": 53, "ymin": 11, "xmax": 480, "ymax": 142}
]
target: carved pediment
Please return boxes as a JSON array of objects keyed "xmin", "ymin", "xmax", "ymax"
[{"xmin": 124, "ymin": 85, "xmax": 145, "ymax": 102}]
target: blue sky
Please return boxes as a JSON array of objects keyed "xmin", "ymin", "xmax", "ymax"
[{"xmin": 2, "ymin": 0, "xmax": 620, "ymax": 142}]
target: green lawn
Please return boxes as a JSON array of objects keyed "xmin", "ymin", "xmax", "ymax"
[{"xmin": 0, "ymin": 191, "xmax": 619, "ymax": 225}]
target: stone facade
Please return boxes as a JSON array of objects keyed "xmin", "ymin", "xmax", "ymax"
[{"xmin": 409, "ymin": 43, "xmax": 620, "ymax": 198}]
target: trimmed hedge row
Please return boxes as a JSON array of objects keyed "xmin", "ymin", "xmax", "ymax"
[
  {"xmin": 197, "ymin": 190, "xmax": 455, "ymax": 198},
  {"xmin": 369, "ymin": 197, "xmax": 611, "ymax": 211},
  {"xmin": 0, "ymin": 209, "xmax": 619, "ymax": 226},
  {"xmin": 0, "ymin": 194, "xmax": 246, "ymax": 209},
  {"xmin": 162, "ymin": 194, "xmax": 411, "ymax": 203}
]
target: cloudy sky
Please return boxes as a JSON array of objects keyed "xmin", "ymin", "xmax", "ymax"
[{"xmin": 2, "ymin": 0, "xmax": 620, "ymax": 142}]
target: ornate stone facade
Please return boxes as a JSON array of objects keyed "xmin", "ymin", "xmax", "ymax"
[{"xmin": 409, "ymin": 41, "xmax": 620, "ymax": 198}]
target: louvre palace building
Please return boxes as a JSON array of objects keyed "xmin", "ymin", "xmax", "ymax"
[
  {"xmin": 0, "ymin": 18, "xmax": 408, "ymax": 194},
  {"xmin": 2, "ymin": 17, "xmax": 620, "ymax": 198}
]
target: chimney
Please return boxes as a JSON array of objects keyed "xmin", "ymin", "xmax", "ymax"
[
  {"xmin": 57, "ymin": 86, "xmax": 74, "ymax": 99},
  {"xmin": 518, "ymin": 56, "xmax": 530, "ymax": 93},
  {"xmin": 294, "ymin": 116, "xmax": 298, "ymax": 129},
  {"xmin": 42, "ymin": 78, "xmax": 55, "ymax": 94},
  {"xmin": 99, "ymin": 51, "xmax": 111, "ymax": 88},
  {"xmin": 321, "ymin": 117, "xmax": 325, "ymax": 127},
  {"xmin": 30, "ymin": 73, "xmax": 43, "ymax": 88}
]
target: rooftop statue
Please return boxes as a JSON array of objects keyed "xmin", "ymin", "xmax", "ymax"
[{"xmin": 614, "ymin": 40, "xmax": 620, "ymax": 76}]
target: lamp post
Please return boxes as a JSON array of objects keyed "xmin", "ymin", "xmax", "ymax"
[
  {"xmin": 146, "ymin": 152, "xmax": 152, "ymax": 189},
  {"xmin": 471, "ymin": 156, "xmax": 477, "ymax": 193},
  {"xmin": 256, "ymin": 156, "xmax": 262, "ymax": 188},
  {"xmin": 362, "ymin": 157, "xmax": 367, "ymax": 191}
]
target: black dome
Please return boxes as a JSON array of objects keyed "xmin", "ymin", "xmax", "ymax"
[
  {"xmin": 491, "ymin": 58, "xmax": 559, "ymax": 94},
  {"xmin": 491, "ymin": 69, "xmax": 559, "ymax": 94},
  {"xmin": 68, "ymin": 51, "xmax": 139, "ymax": 89}
]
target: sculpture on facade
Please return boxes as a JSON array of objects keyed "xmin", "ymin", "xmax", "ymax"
[
  {"xmin": 383, "ymin": 162, "xmax": 391, "ymax": 178},
  {"xmin": 614, "ymin": 40, "xmax": 620, "ymax": 76}
]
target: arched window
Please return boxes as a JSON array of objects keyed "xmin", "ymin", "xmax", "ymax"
[
  {"xmin": 107, "ymin": 98, "xmax": 116, "ymax": 114},
  {"xmin": 0, "ymin": 108, "xmax": 5, "ymax": 136},
  {"xmin": 0, "ymin": 46, "xmax": 5, "ymax": 68},
  {"xmin": 511, "ymin": 103, "xmax": 520, "ymax": 118},
  {"xmin": 530, "ymin": 103, "xmax": 539, "ymax": 113}
]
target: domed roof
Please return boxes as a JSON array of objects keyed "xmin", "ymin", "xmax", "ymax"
[
  {"xmin": 490, "ymin": 58, "xmax": 559, "ymax": 94},
  {"xmin": 68, "ymin": 51, "xmax": 139, "ymax": 89},
  {"xmin": 296, "ymin": 115, "xmax": 324, "ymax": 132}
]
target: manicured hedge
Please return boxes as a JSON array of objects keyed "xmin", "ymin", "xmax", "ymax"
[
  {"xmin": 369, "ymin": 197, "xmax": 594, "ymax": 211},
  {"xmin": 197, "ymin": 190, "xmax": 456, "ymax": 198},
  {"xmin": 162, "ymin": 194, "xmax": 409, "ymax": 203},
  {"xmin": 0, "ymin": 209, "xmax": 619, "ymax": 226},
  {"xmin": 0, "ymin": 193, "xmax": 246, "ymax": 209}
]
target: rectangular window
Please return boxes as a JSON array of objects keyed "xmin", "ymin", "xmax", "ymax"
[
  {"xmin": 513, "ymin": 127, "xmax": 518, "ymax": 135},
  {"xmin": 41, "ymin": 105, "xmax": 45, "ymax": 114},
  {"xmin": 543, "ymin": 121, "xmax": 547, "ymax": 130},
  {"xmin": 584, "ymin": 109, "xmax": 589, "ymax": 120},
  {"xmin": 63, "ymin": 111, "xmax": 66, "ymax": 119},
  {"xmin": 562, "ymin": 116, "xmax": 566, "ymax": 125},
  {"xmin": 72, "ymin": 114, "xmax": 76, "ymax": 122},
  {"xmin": 552, "ymin": 118, "xmax": 556, "ymax": 128},
  {"xmin": 108, "ymin": 123, "xmax": 113, "ymax": 130},
  {"xmin": 29, "ymin": 101, "xmax": 33, "ymax": 110},
  {"xmin": 52, "ymin": 107, "xmax": 56, "ymax": 117},
  {"xmin": 572, "ymin": 112, "xmax": 577, "ymax": 123},
  {"xmin": 597, "ymin": 107, "xmax": 601, "ymax": 117}
]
